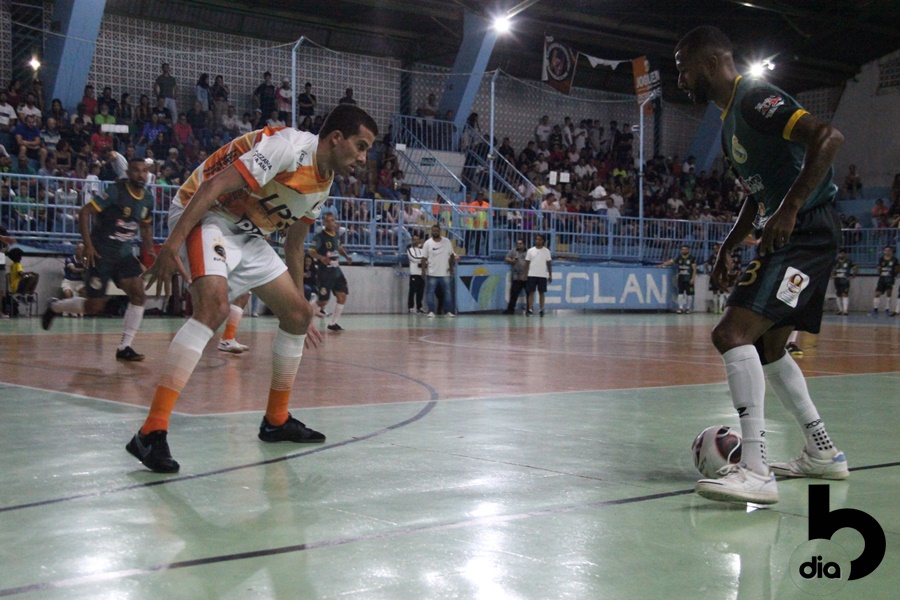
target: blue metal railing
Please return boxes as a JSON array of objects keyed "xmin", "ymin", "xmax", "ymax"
[{"xmin": 2, "ymin": 173, "xmax": 895, "ymax": 268}]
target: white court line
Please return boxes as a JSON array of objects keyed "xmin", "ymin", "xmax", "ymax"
[{"xmin": 4, "ymin": 369, "xmax": 898, "ymax": 417}]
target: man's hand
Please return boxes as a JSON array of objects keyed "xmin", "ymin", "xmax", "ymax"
[
  {"xmin": 143, "ymin": 244, "xmax": 190, "ymax": 295},
  {"xmin": 712, "ymin": 246, "xmax": 734, "ymax": 290},
  {"xmin": 83, "ymin": 244, "xmax": 101, "ymax": 268},
  {"xmin": 759, "ymin": 206, "xmax": 798, "ymax": 257},
  {"xmin": 304, "ymin": 322, "xmax": 323, "ymax": 349}
]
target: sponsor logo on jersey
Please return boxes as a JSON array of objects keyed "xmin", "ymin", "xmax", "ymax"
[
  {"xmin": 755, "ymin": 95, "xmax": 784, "ymax": 118},
  {"xmin": 731, "ymin": 135, "xmax": 748, "ymax": 164},
  {"xmin": 253, "ymin": 150, "xmax": 273, "ymax": 172},
  {"xmin": 213, "ymin": 244, "xmax": 226, "ymax": 262},
  {"xmin": 777, "ymin": 267, "xmax": 810, "ymax": 307},
  {"xmin": 123, "ymin": 206, "xmax": 131, "ymax": 218},
  {"xmin": 90, "ymin": 276, "xmax": 103, "ymax": 290}
]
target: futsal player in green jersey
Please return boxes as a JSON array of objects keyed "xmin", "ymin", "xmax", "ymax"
[
  {"xmin": 676, "ymin": 26, "xmax": 848, "ymax": 504},
  {"xmin": 42, "ymin": 158, "xmax": 155, "ymax": 361},
  {"xmin": 832, "ymin": 248, "xmax": 856, "ymax": 316}
]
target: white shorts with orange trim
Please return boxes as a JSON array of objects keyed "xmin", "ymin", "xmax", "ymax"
[{"xmin": 169, "ymin": 202, "xmax": 286, "ymax": 301}]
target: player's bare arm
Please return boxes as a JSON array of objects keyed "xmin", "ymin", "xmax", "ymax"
[
  {"xmin": 144, "ymin": 164, "xmax": 247, "ymax": 291},
  {"xmin": 339, "ymin": 245, "xmax": 353, "ymax": 266},
  {"xmin": 78, "ymin": 202, "xmax": 101, "ymax": 267},
  {"xmin": 759, "ymin": 114, "xmax": 843, "ymax": 256},
  {"xmin": 714, "ymin": 197, "xmax": 756, "ymax": 288}
]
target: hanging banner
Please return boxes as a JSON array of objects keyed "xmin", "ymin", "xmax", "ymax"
[
  {"xmin": 584, "ymin": 54, "xmax": 627, "ymax": 71},
  {"xmin": 542, "ymin": 36, "xmax": 578, "ymax": 95},
  {"xmin": 632, "ymin": 55, "xmax": 661, "ymax": 114}
]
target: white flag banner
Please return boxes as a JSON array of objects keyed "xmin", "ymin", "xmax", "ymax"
[{"xmin": 584, "ymin": 54, "xmax": 628, "ymax": 71}]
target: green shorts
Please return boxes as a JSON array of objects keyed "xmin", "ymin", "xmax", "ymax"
[
  {"xmin": 727, "ymin": 203, "xmax": 839, "ymax": 334},
  {"xmin": 84, "ymin": 255, "xmax": 143, "ymax": 298},
  {"xmin": 316, "ymin": 267, "xmax": 348, "ymax": 301}
]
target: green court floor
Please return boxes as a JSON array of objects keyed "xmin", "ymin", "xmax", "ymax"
[{"xmin": 0, "ymin": 313, "xmax": 897, "ymax": 599}]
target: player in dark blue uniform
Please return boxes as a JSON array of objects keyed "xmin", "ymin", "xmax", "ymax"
[
  {"xmin": 676, "ymin": 26, "xmax": 848, "ymax": 504},
  {"xmin": 660, "ymin": 244, "xmax": 697, "ymax": 313},
  {"xmin": 832, "ymin": 248, "xmax": 856, "ymax": 316},
  {"xmin": 870, "ymin": 245, "xmax": 899, "ymax": 317}
]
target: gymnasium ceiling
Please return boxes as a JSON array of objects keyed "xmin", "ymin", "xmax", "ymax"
[{"xmin": 107, "ymin": 0, "xmax": 900, "ymax": 102}]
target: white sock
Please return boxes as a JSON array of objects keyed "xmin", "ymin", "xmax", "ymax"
[
  {"xmin": 874, "ymin": 297, "xmax": 881, "ymax": 310},
  {"xmin": 677, "ymin": 293, "xmax": 685, "ymax": 309},
  {"xmin": 895, "ymin": 298, "xmax": 900, "ymax": 313},
  {"xmin": 787, "ymin": 330, "xmax": 799, "ymax": 345},
  {"xmin": 687, "ymin": 295, "xmax": 694, "ymax": 311},
  {"xmin": 762, "ymin": 353, "xmax": 836, "ymax": 457},
  {"xmin": 118, "ymin": 304, "xmax": 145, "ymax": 350},
  {"xmin": 52, "ymin": 297, "xmax": 86, "ymax": 314},
  {"xmin": 330, "ymin": 302, "xmax": 345, "ymax": 325},
  {"xmin": 722, "ymin": 345, "xmax": 768, "ymax": 475},
  {"xmin": 842, "ymin": 297, "xmax": 849, "ymax": 313}
]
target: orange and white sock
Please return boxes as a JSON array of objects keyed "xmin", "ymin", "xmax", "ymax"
[
  {"xmin": 221, "ymin": 303, "xmax": 244, "ymax": 342},
  {"xmin": 265, "ymin": 328, "xmax": 306, "ymax": 427},
  {"xmin": 141, "ymin": 318, "xmax": 214, "ymax": 434}
]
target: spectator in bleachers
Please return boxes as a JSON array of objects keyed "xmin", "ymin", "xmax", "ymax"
[
  {"xmin": 152, "ymin": 96, "xmax": 173, "ymax": 126},
  {"xmin": 250, "ymin": 108, "xmax": 264, "ymax": 130},
  {"xmin": 253, "ymin": 71, "xmax": 277, "ymax": 117},
  {"xmin": 148, "ymin": 131, "xmax": 169, "ymax": 161},
  {"xmin": 339, "ymin": 87, "xmax": 357, "ymax": 105},
  {"xmin": 210, "ymin": 75, "xmax": 229, "ymax": 124},
  {"xmin": 5, "ymin": 80, "xmax": 22, "ymax": 112},
  {"xmin": 297, "ymin": 82, "xmax": 317, "ymax": 118},
  {"xmin": 220, "ymin": 104, "xmax": 240, "ymax": 139},
  {"xmin": 117, "ymin": 93, "xmax": 133, "ymax": 126},
  {"xmin": 195, "ymin": 73, "xmax": 211, "ymax": 111},
  {"xmin": 53, "ymin": 139, "xmax": 72, "ymax": 172},
  {"xmin": 237, "ymin": 111, "xmax": 253, "ymax": 137},
  {"xmin": 135, "ymin": 95, "xmax": 152, "ymax": 128},
  {"xmin": 843, "ymin": 163, "xmax": 862, "ymax": 199},
  {"xmin": 137, "ymin": 113, "xmax": 166, "ymax": 153},
  {"xmin": 16, "ymin": 93, "xmax": 42, "ymax": 126},
  {"xmin": 154, "ymin": 63, "xmax": 178, "ymax": 122},
  {"xmin": 266, "ymin": 109, "xmax": 285, "ymax": 129},
  {"xmin": 99, "ymin": 86, "xmax": 118, "ymax": 115},
  {"xmin": 93, "ymin": 102, "xmax": 116, "ymax": 129},
  {"xmin": 872, "ymin": 198, "xmax": 889, "ymax": 224},
  {"xmin": 14, "ymin": 113, "xmax": 41, "ymax": 169},
  {"xmin": 172, "ymin": 113, "xmax": 195, "ymax": 150},
  {"xmin": 81, "ymin": 85, "xmax": 98, "ymax": 118},
  {"xmin": 0, "ymin": 91, "xmax": 18, "ymax": 148},
  {"xmin": 90, "ymin": 126, "xmax": 115, "ymax": 156},
  {"xmin": 12, "ymin": 180, "xmax": 37, "ymax": 230},
  {"xmin": 39, "ymin": 117, "xmax": 61, "ymax": 158},
  {"xmin": 276, "ymin": 78, "xmax": 292, "ymax": 124},
  {"xmin": 534, "ymin": 115, "xmax": 551, "ymax": 144}
]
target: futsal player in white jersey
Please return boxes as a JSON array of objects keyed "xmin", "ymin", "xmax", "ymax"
[{"xmin": 129, "ymin": 105, "xmax": 378, "ymax": 473}]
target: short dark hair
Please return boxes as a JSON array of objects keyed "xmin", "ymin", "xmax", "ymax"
[
  {"xmin": 676, "ymin": 25, "xmax": 733, "ymax": 56},
  {"xmin": 319, "ymin": 104, "xmax": 379, "ymax": 139}
]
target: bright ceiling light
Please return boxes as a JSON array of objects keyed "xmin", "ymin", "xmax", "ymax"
[
  {"xmin": 749, "ymin": 62, "xmax": 765, "ymax": 77},
  {"xmin": 28, "ymin": 57, "xmax": 40, "ymax": 70},
  {"xmin": 493, "ymin": 15, "xmax": 511, "ymax": 33}
]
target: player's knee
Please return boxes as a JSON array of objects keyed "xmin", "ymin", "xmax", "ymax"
[{"xmin": 711, "ymin": 322, "xmax": 739, "ymax": 354}]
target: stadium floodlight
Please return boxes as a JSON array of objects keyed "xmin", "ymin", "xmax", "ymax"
[
  {"xmin": 493, "ymin": 15, "xmax": 511, "ymax": 33},
  {"xmin": 28, "ymin": 57, "xmax": 40, "ymax": 70}
]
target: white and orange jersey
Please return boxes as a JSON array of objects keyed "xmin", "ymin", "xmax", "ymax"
[{"xmin": 175, "ymin": 127, "xmax": 333, "ymax": 236}]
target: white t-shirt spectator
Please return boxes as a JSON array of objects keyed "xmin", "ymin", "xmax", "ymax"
[
  {"xmin": 609, "ymin": 191, "xmax": 624, "ymax": 209},
  {"xmin": 0, "ymin": 102, "xmax": 18, "ymax": 128},
  {"xmin": 423, "ymin": 236, "xmax": 455, "ymax": 277},
  {"xmin": 526, "ymin": 246, "xmax": 552, "ymax": 278},
  {"xmin": 535, "ymin": 124, "xmax": 551, "ymax": 143}
]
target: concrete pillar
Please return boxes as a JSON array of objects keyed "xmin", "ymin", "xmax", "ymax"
[{"xmin": 42, "ymin": 0, "xmax": 106, "ymax": 112}]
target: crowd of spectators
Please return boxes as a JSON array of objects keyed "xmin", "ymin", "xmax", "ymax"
[{"xmin": 1, "ymin": 63, "xmax": 898, "ymax": 255}]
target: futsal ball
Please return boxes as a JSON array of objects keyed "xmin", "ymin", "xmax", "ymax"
[{"xmin": 691, "ymin": 425, "xmax": 742, "ymax": 478}]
